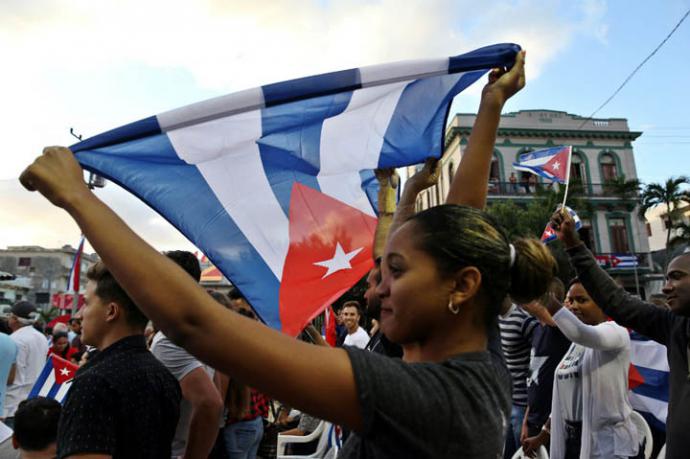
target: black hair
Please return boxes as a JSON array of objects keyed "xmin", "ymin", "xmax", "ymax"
[
  {"xmin": 228, "ymin": 287, "xmax": 245, "ymax": 301},
  {"xmin": 52, "ymin": 330, "xmax": 69, "ymax": 340},
  {"xmin": 408, "ymin": 205, "xmax": 556, "ymax": 327},
  {"xmin": 14, "ymin": 397, "xmax": 61, "ymax": 451},
  {"xmin": 87, "ymin": 261, "xmax": 149, "ymax": 329},
  {"xmin": 165, "ymin": 251, "xmax": 202, "ymax": 282}
]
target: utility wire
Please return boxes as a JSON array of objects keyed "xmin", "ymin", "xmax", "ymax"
[{"xmin": 578, "ymin": 7, "xmax": 690, "ymax": 128}]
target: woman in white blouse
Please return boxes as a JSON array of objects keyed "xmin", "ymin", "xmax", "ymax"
[{"xmin": 544, "ymin": 278, "xmax": 642, "ymax": 459}]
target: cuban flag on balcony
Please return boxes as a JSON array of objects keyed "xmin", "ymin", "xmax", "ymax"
[
  {"xmin": 70, "ymin": 43, "xmax": 520, "ymax": 336},
  {"xmin": 28, "ymin": 355, "xmax": 80, "ymax": 404},
  {"xmin": 513, "ymin": 145, "xmax": 572, "ymax": 184},
  {"xmin": 628, "ymin": 331, "xmax": 669, "ymax": 431},
  {"xmin": 611, "ymin": 254, "xmax": 640, "ymax": 268}
]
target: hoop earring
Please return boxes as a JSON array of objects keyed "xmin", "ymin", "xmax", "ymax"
[{"xmin": 448, "ymin": 300, "xmax": 460, "ymax": 315}]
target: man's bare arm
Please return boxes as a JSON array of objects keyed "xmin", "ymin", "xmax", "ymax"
[{"xmin": 372, "ymin": 169, "xmax": 399, "ymax": 259}]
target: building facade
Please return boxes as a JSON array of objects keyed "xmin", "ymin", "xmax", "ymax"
[
  {"xmin": 646, "ymin": 202, "xmax": 690, "ymax": 252},
  {"xmin": 408, "ymin": 109, "xmax": 656, "ymax": 296},
  {"xmin": 0, "ymin": 245, "xmax": 98, "ymax": 309}
]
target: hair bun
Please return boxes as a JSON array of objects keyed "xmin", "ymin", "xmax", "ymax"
[{"xmin": 508, "ymin": 238, "xmax": 556, "ymax": 304}]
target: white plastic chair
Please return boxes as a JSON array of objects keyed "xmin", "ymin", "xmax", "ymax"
[
  {"xmin": 511, "ymin": 445, "xmax": 548, "ymax": 459},
  {"xmin": 276, "ymin": 420, "xmax": 332, "ymax": 459},
  {"xmin": 630, "ymin": 411, "xmax": 653, "ymax": 459}
]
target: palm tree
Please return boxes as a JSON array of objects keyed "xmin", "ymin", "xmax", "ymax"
[
  {"xmin": 603, "ymin": 175, "xmax": 641, "ymax": 200},
  {"xmin": 639, "ymin": 176, "xmax": 690, "ymax": 256}
]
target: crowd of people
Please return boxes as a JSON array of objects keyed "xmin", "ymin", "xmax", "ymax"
[{"xmin": 0, "ymin": 49, "xmax": 687, "ymax": 459}]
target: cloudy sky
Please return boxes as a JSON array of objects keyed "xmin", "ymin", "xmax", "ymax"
[{"xmin": 2, "ymin": 0, "xmax": 689, "ymax": 253}]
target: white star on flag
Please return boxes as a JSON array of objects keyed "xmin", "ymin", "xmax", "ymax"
[
  {"xmin": 552, "ymin": 161, "xmax": 560, "ymax": 170},
  {"xmin": 59, "ymin": 367, "xmax": 71, "ymax": 377},
  {"xmin": 313, "ymin": 243, "xmax": 363, "ymax": 279}
]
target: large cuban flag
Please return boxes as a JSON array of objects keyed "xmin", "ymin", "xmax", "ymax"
[
  {"xmin": 71, "ymin": 43, "xmax": 521, "ymax": 336},
  {"xmin": 628, "ymin": 331, "xmax": 669, "ymax": 431}
]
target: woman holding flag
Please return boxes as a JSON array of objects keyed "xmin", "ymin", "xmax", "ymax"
[{"xmin": 19, "ymin": 50, "xmax": 557, "ymax": 458}]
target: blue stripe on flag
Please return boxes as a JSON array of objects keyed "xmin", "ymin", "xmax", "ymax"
[
  {"xmin": 448, "ymin": 43, "xmax": 521, "ymax": 73},
  {"xmin": 359, "ymin": 170, "xmax": 379, "ymax": 213},
  {"xmin": 631, "ymin": 366, "xmax": 670, "ymax": 402},
  {"xmin": 46, "ymin": 380, "xmax": 61, "ymax": 400},
  {"xmin": 262, "ymin": 68, "xmax": 361, "ymax": 107},
  {"xmin": 258, "ymin": 91, "xmax": 353, "ymax": 216},
  {"xmin": 72, "ymin": 116, "xmax": 161, "ymax": 152},
  {"xmin": 378, "ymin": 71, "xmax": 486, "ymax": 167},
  {"xmin": 74, "ymin": 135, "xmax": 283, "ymax": 330},
  {"xmin": 28, "ymin": 358, "xmax": 54, "ymax": 399}
]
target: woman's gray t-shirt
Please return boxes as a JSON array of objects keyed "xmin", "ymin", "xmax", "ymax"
[{"xmin": 338, "ymin": 347, "xmax": 510, "ymax": 459}]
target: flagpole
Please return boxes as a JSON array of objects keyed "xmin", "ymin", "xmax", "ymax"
[{"xmin": 560, "ymin": 146, "xmax": 573, "ymax": 210}]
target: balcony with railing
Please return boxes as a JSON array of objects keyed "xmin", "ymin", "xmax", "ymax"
[
  {"xmin": 594, "ymin": 252, "xmax": 652, "ymax": 270},
  {"xmin": 486, "ymin": 181, "xmax": 639, "ymax": 200}
]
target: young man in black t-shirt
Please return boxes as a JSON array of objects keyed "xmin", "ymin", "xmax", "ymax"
[{"xmin": 57, "ymin": 261, "xmax": 181, "ymax": 459}]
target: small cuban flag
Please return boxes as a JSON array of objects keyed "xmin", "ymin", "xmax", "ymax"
[
  {"xmin": 67, "ymin": 235, "xmax": 85, "ymax": 295},
  {"xmin": 513, "ymin": 145, "xmax": 572, "ymax": 184},
  {"xmin": 28, "ymin": 355, "xmax": 79, "ymax": 404},
  {"xmin": 541, "ymin": 205, "xmax": 582, "ymax": 243}
]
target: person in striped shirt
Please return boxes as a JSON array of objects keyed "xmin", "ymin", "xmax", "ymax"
[{"xmin": 499, "ymin": 300, "xmax": 537, "ymax": 455}]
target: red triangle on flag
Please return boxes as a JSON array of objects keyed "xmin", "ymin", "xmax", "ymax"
[
  {"xmin": 628, "ymin": 363, "xmax": 645, "ymax": 390},
  {"xmin": 51, "ymin": 355, "xmax": 79, "ymax": 385},
  {"xmin": 279, "ymin": 183, "xmax": 377, "ymax": 336},
  {"xmin": 541, "ymin": 148, "xmax": 570, "ymax": 182}
]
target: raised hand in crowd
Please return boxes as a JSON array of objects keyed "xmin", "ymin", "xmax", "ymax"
[
  {"xmin": 549, "ymin": 206, "xmax": 581, "ymax": 248},
  {"xmin": 446, "ymin": 50, "xmax": 526, "ymax": 209}
]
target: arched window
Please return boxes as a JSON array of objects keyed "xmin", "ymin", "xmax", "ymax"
[
  {"xmin": 600, "ymin": 153, "xmax": 618, "ymax": 181},
  {"xmin": 490, "ymin": 156, "xmax": 500, "ymax": 181}
]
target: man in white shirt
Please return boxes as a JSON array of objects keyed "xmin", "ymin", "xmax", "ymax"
[
  {"xmin": 3, "ymin": 301, "xmax": 49, "ymax": 426},
  {"xmin": 151, "ymin": 250, "xmax": 223, "ymax": 459},
  {"xmin": 341, "ymin": 301, "xmax": 370, "ymax": 349}
]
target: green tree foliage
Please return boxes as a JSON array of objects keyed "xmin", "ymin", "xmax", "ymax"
[
  {"xmin": 639, "ymin": 176, "xmax": 689, "ymax": 254},
  {"xmin": 486, "ymin": 183, "xmax": 594, "ymax": 286}
]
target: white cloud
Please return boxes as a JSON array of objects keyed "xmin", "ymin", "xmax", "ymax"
[{"xmin": 1, "ymin": 0, "xmax": 609, "ymax": 250}]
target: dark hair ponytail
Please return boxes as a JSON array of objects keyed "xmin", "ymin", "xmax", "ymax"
[{"xmin": 408, "ymin": 205, "xmax": 556, "ymax": 326}]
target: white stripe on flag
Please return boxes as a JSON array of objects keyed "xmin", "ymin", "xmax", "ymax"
[
  {"xmin": 318, "ymin": 82, "xmax": 407, "ymax": 216},
  {"xmin": 167, "ymin": 110, "xmax": 289, "ymax": 280},
  {"xmin": 359, "ymin": 58, "xmax": 449, "ymax": 87},
  {"xmin": 38, "ymin": 371, "xmax": 56, "ymax": 397},
  {"xmin": 629, "ymin": 392, "xmax": 667, "ymax": 422},
  {"xmin": 54, "ymin": 381, "xmax": 72, "ymax": 403},
  {"xmin": 631, "ymin": 340, "xmax": 669, "ymax": 372},
  {"xmin": 158, "ymin": 86, "xmax": 266, "ymax": 131}
]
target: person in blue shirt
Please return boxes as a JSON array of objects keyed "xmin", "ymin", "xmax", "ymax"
[{"xmin": 0, "ymin": 322, "xmax": 18, "ymax": 422}]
